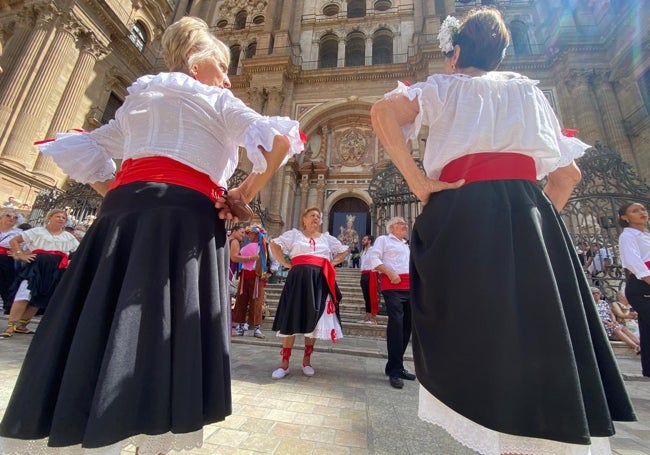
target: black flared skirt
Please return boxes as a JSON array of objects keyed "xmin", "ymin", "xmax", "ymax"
[
  {"xmin": 0, "ymin": 254, "xmax": 16, "ymax": 309},
  {"xmin": 0, "ymin": 182, "xmax": 231, "ymax": 453},
  {"xmin": 410, "ymin": 179, "xmax": 635, "ymax": 448},
  {"xmin": 272, "ymin": 264, "xmax": 342, "ymax": 335}
]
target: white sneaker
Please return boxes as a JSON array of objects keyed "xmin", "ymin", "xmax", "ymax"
[
  {"xmin": 272, "ymin": 367, "xmax": 289, "ymax": 380},
  {"xmin": 301, "ymin": 365, "xmax": 315, "ymax": 377}
]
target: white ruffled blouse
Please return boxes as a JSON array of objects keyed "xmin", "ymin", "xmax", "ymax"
[
  {"xmin": 272, "ymin": 229, "xmax": 349, "ymax": 261},
  {"xmin": 37, "ymin": 72, "xmax": 304, "ymax": 187},
  {"xmin": 386, "ymin": 72, "xmax": 591, "ymax": 180}
]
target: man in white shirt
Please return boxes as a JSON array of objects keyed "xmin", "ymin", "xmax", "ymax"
[{"xmin": 366, "ymin": 216, "xmax": 415, "ymax": 389}]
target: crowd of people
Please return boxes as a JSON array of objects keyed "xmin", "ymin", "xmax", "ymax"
[{"xmin": 0, "ymin": 8, "xmax": 644, "ymax": 455}]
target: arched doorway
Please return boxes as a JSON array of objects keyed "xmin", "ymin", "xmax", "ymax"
[{"xmin": 329, "ymin": 197, "xmax": 370, "ymax": 249}]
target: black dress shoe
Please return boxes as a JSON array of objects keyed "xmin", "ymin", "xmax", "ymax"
[
  {"xmin": 399, "ymin": 369, "xmax": 416, "ymax": 380},
  {"xmin": 389, "ymin": 376, "xmax": 404, "ymax": 389}
]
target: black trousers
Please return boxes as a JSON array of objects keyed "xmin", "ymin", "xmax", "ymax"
[
  {"xmin": 360, "ymin": 273, "xmax": 371, "ymax": 313},
  {"xmin": 382, "ymin": 289, "xmax": 411, "ymax": 376},
  {"xmin": 626, "ymin": 275, "xmax": 650, "ymax": 376}
]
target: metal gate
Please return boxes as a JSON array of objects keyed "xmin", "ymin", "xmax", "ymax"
[
  {"xmin": 367, "ymin": 160, "xmax": 423, "ymax": 236},
  {"xmin": 562, "ymin": 143, "xmax": 650, "ymax": 300},
  {"xmin": 28, "ymin": 182, "xmax": 103, "ymax": 227}
]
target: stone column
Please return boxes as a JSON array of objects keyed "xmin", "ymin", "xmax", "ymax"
[
  {"xmin": 0, "ymin": 7, "xmax": 55, "ymax": 152},
  {"xmin": 299, "ymin": 177, "xmax": 309, "ymax": 214},
  {"xmin": 338, "ymin": 39, "xmax": 345, "ymax": 67},
  {"xmin": 32, "ymin": 33, "xmax": 108, "ymax": 183},
  {"xmin": 316, "ymin": 179, "xmax": 325, "ymax": 210},
  {"xmin": 591, "ymin": 70, "xmax": 635, "ymax": 165},
  {"xmin": 563, "ymin": 70, "xmax": 605, "ymax": 146},
  {"xmin": 264, "ymin": 86, "xmax": 286, "ymax": 232},
  {"xmin": 239, "ymin": 87, "xmax": 266, "ymax": 174},
  {"xmin": 365, "ymin": 36, "xmax": 372, "ymax": 65},
  {"xmin": 0, "ymin": 14, "xmax": 78, "ymax": 170}
]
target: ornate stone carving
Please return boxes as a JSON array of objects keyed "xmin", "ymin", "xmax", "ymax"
[{"xmin": 337, "ymin": 129, "xmax": 367, "ymax": 166}]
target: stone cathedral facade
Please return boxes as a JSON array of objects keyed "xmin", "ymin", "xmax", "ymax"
[{"xmin": 0, "ymin": 0, "xmax": 647, "ymax": 237}]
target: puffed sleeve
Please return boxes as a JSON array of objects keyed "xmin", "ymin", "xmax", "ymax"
[
  {"xmin": 271, "ymin": 229, "xmax": 299, "ymax": 252},
  {"xmin": 381, "ymin": 80, "xmax": 431, "ymax": 143},
  {"xmin": 217, "ymin": 92, "xmax": 304, "ymax": 174},
  {"xmin": 36, "ymin": 119, "xmax": 123, "ymax": 184},
  {"xmin": 533, "ymin": 86, "xmax": 590, "ymax": 172},
  {"xmin": 324, "ymin": 233, "xmax": 349, "ymax": 256}
]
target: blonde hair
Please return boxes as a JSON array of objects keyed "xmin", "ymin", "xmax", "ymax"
[
  {"xmin": 44, "ymin": 209, "xmax": 67, "ymax": 224},
  {"xmin": 161, "ymin": 16, "xmax": 230, "ymax": 73}
]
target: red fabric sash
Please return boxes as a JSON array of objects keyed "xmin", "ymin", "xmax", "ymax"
[
  {"xmin": 644, "ymin": 261, "xmax": 650, "ymax": 270},
  {"xmin": 362, "ymin": 270, "xmax": 379, "ymax": 315},
  {"xmin": 109, "ymin": 156, "xmax": 226, "ymax": 203},
  {"xmin": 380, "ymin": 273, "xmax": 410, "ymax": 291},
  {"xmin": 32, "ymin": 249, "xmax": 69, "ymax": 269},
  {"xmin": 439, "ymin": 153, "xmax": 536, "ymax": 185},
  {"xmin": 0, "ymin": 246, "xmax": 9, "ymax": 255},
  {"xmin": 292, "ymin": 255, "xmax": 338, "ymax": 303}
]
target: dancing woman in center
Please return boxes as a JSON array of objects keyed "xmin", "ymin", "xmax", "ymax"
[{"xmin": 370, "ymin": 7, "xmax": 634, "ymax": 455}]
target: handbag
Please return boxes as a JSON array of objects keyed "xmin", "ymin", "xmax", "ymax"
[{"xmin": 229, "ymin": 270, "xmax": 239, "ymax": 297}]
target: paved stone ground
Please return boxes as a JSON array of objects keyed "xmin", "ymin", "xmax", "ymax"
[{"xmin": 0, "ymin": 325, "xmax": 648, "ymax": 454}]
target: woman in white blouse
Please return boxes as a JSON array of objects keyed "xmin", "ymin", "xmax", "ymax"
[
  {"xmin": 0, "ymin": 209, "xmax": 78, "ymax": 337},
  {"xmin": 269, "ymin": 207, "xmax": 349, "ymax": 379},
  {"xmin": 371, "ymin": 8, "xmax": 634, "ymax": 455},
  {"xmin": 0, "ymin": 208, "xmax": 21, "ymax": 313},
  {"xmin": 0, "ymin": 17, "xmax": 303, "ymax": 455},
  {"xmin": 618, "ymin": 202, "xmax": 650, "ymax": 376}
]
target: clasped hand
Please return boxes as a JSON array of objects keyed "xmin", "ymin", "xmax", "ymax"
[{"xmin": 413, "ymin": 178, "xmax": 465, "ymax": 205}]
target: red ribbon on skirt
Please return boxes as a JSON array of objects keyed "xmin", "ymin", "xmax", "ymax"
[
  {"xmin": 0, "ymin": 246, "xmax": 10, "ymax": 255},
  {"xmin": 362, "ymin": 270, "xmax": 379, "ymax": 315},
  {"xmin": 32, "ymin": 249, "xmax": 69, "ymax": 269},
  {"xmin": 291, "ymin": 255, "xmax": 338, "ymax": 304}
]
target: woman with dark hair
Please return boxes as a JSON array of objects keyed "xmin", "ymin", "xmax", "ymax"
[
  {"xmin": 371, "ymin": 7, "xmax": 634, "ymax": 455},
  {"xmin": 0, "ymin": 16, "xmax": 302, "ymax": 454},
  {"xmin": 269, "ymin": 206, "xmax": 349, "ymax": 379},
  {"xmin": 359, "ymin": 234, "xmax": 378, "ymax": 324},
  {"xmin": 618, "ymin": 202, "xmax": 650, "ymax": 376}
]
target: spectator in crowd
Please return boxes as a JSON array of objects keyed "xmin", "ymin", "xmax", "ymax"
[
  {"xmin": 611, "ymin": 292, "xmax": 640, "ymax": 337},
  {"xmin": 591, "ymin": 287, "xmax": 640, "ymax": 354},
  {"xmin": 0, "ymin": 209, "xmax": 79, "ymax": 337},
  {"xmin": 370, "ymin": 7, "xmax": 633, "ymax": 452},
  {"xmin": 350, "ymin": 244, "xmax": 361, "ymax": 268},
  {"xmin": 0, "ymin": 209, "xmax": 21, "ymax": 313},
  {"xmin": 269, "ymin": 206, "xmax": 349, "ymax": 379},
  {"xmin": 585, "ymin": 242, "xmax": 613, "ymax": 276},
  {"xmin": 366, "ymin": 217, "xmax": 414, "ymax": 389},
  {"xmin": 232, "ymin": 225, "xmax": 268, "ymax": 338},
  {"xmin": 359, "ymin": 234, "xmax": 378, "ymax": 324},
  {"xmin": 1, "ymin": 196, "xmax": 17, "ymax": 208},
  {"xmin": 618, "ymin": 202, "xmax": 650, "ymax": 377},
  {"xmin": 0, "ymin": 16, "xmax": 302, "ymax": 454}
]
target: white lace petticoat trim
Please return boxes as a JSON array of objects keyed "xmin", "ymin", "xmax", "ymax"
[
  {"xmin": 418, "ymin": 386, "xmax": 612, "ymax": 455},
  {"xmin": 0, "ymin": 428, "xmax": 203, "ymax": 455}
]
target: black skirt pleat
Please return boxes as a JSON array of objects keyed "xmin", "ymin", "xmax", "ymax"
[
  {"xmin": 0, "ymin": 182, "xmax": 231, "ymax": 449},
  {"xmin": 271, "ymin": 264, "xmax": 342, "ymax": 335},
  {"xmin": 410, "ymin": 179, "xmax": 635, "ymax": 446}
]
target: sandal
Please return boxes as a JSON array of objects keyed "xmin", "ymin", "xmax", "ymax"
[
  {"xmin": 14, "ymin": 319, "xmax": 34, "ymax": 334},
  {"xmin": 0, "ymin": 321, "xmax": 17, "ymax": 338}
]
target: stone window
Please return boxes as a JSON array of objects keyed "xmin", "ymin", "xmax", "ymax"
[
  {"xmin": 102, "ymin": 93, "xmax": 123, "ymax": 124},
  {"xmin": 246, "ymin": 42, "xmax": 257, "ymax": 59},
  {"xmin": 229, "ymin": 45, "xmax": 241, "ymax": 75},
  {"xmin": 345, "ymin": 31, "xmax": 365, "ymax": 66},
  {"xmin": 510, "ymin": 20, "xmax": 531, "ymax": 56},
  {"xmin": 347, "ymin": 0, "xmax": 366, "ymax": 18},
  {"xmin": 372, "ymin": 28, "xmax": 393, "ymax": 64},
  {"xmin": 216, "ymin": 19, "xmax": 228, "ymax": 28},
  {"xmin": 319, "ymin": 34, "xmax": 339, "ymax": 68},
  {"xmin": 129, "ymin": 21, "xmax": 147, "ymax": 52},
  {"xmin": 374, "ymin": 0, "xmax": 392, "ymax": 11},
  {"xmin": 234, "ymin": 10, "xmax": 247, "ymax": 30},
  {"xmin": 323, "ymin": 4, "xmax": 340, "ymax": 16},
  {"xmin": 252, "ymin": 15, "xmax": 264, "ymax": 24}
]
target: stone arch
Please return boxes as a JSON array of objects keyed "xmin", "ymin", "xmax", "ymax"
[{"xmin": 324, "ymin": 191, "xmax": 372, "ymax": 248}]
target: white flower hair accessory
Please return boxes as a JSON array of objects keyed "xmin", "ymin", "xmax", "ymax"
[{"xmin": 438, "ymin": 15, "xmax": 460, "ymax": 55}]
